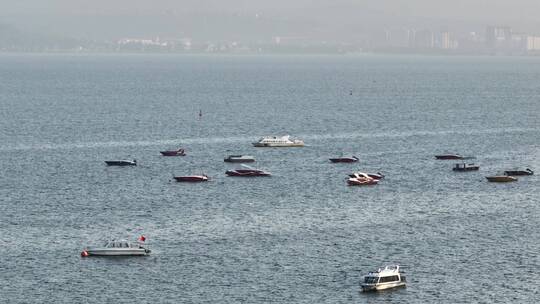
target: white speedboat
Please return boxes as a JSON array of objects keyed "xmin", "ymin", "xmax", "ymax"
[
  {"xmin": 347, "ymin": 173, "xmax": 379, "ymax": 186},
  {"xmin": 361, "ymin": 265, "xmax": 406, "ymax": 292},
  {"xmin": 224, "ymin": 155, "xmax": 255, "ymax": 163},
  {"xmin": 252, "ymin": 135, "xmax": 304, "ymax": 147},
  {"xmin": 81, "ymin": 239, "xmax": 150, "ymax": 257}
]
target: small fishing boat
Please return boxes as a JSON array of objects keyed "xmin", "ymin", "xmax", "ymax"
[
  {"xmin": 347, "ymin": 173, "xmax": 379, "ymax": 186},
  {"xmin": 452, "ymin": 163, "xmax": 480, "ymax": 172},
  {"xmin": 226, "ymin": 165, "xmax": 271, "ymax": 177},
  {"xmin": 224, "ymin": 155, "xmax": 255, "ymax": 163},
  {"xmin": 504, "ymin": 168, "xmax": 533, "ymax": 176},
  {"xmin": 105, "ymin": 159, "xmax": 137, "ymax": 166},
  {"xmin": 174, "ymin": 175, "xmax": 209, "ymax": 182},
  {"xmin": 361, "ymin": 265, "xmax": 406, "ymax": 292},
  {"xmin": 81, "ymin": 238, "xmax": 150, "ymax": 257},
  {"xmin": 486, "ymin": 175, "xmax": 518, "ymax": 182},
  {"xmin": 349, "ymin": 172, "xmax": 384, "ymax": 179},
  {"xmin": 160, "ymin": 148, "xmax": 186, "ymax": 156},
  {"xmin": 329, "ymin": 156, "xmax": 359, "ymax": 163},
  {"xmin": 435, "ymin": 154, "xmax": 475, "ymax": 160},
  {"xmin": 252, "ymin": 135, "xmax": 304, "ymax": 147}
]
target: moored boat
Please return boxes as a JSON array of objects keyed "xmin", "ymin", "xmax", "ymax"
[
  {"xmin": 349, "ymin": 172, "xmax": 384, "ymax": 180},
  {"xmin": 361, "ymin": 265, "xmax": 406, "ymax": 292},
  {"xmin": 347, "ymin": 173, "xmax": 379, "ymax": 186},
  {"xmin": 452, "ymin": 163, "xmax": 480, "ymax": 171},
  {"xmin": 160, "ymin": 148, "xmax": 186, "ymax": 156},
  {"xmin": 81, "ymin": 238, "xmax": 150, "ymax": 257},
  {"xmin": 486, "ymin": 175, "xmax": 518, "ymax": 182},
  {"xmin": 226, "ymin": 165, "xmax": 271, "ymax": 177},
  {"xmin": 174, "ymin": 175, "xmax": 209, "ymax": 182},
  {"xmin": 435, "ymin": 154, "xmax": 475, "ymax": 160},
  {"xmin": 504, "ymin": 168, "xmax": 533, "ymax": 176},
  {"xmin": 252, "ymin": 135, "xmax": 304, "ymax": 147},
  {"xmin": 224, "ymin": 155, "xmax": 255, "ymax": 163},
  {"xmin": 105, "ymin": 159, "xmax": 137, "ymax": 166},
  {"xmin": 329, "ymin": 156, "xmax": 359, "ymax": 163}
]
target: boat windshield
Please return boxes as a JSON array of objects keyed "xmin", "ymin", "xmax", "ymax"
[{"xmin": 364, "ymin": 276, "xmax": 379, "ymax": 284}]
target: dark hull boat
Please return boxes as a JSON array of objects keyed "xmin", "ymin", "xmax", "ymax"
[
  {"xmin": 226, "ymin": 164, "xmax": 270, "ymax": 177},
  {"xmin": 504, "ymin": 168, "xmax": 533, "ymax": 176},
  {"xmin": 435, "ymin": 154, "xmax": 464, "ymax": 160},
  {"xmin": 174, "ymin": 175, "xmax": 209, "ymax": 182},
  {"xmin": 486, "ymin": 176, "xmax": 517, "ymax": 182},
  {"xmin": 452, "ymin": 163, "xmax": 480, "ymax": 171},
  {"xmin": 329, "ymin": 156, "xmax": 359, "ymax": 163},
  {"xmin": 226, "ymin": 169, "xmax": 270, "ymax": 177},
  {"xmin": 105, "ymin": 160, "xmax": 137, "ymax": 166},
  {"xmin": 226, "ymin": 170, "xmax": 271, "ymax": 177},
  {"xmin": 160, "ymin": 149, "xmax": 186, "ymax": 156}
]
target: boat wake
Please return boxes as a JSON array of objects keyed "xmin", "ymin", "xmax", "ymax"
[
  {"xmin": 299, "ymin": 127, "xmax": 538, "ymax": 141},
  {"xmin": 1, "ymin": 127, "xmax": 537, "ymax": 152}
]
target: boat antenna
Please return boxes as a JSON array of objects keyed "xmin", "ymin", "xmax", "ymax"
[{"xmin": 197, "ymin": 108, "xmax": 206, "ymax": 177}]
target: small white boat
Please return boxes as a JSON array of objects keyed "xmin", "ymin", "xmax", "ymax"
[
  {"xmin": 252, "ymin": 135, "xmax": 304, "ymax": 147},
  {"xmin": 224, "ymin": 155, "xmax": 255, "ymax": 163},
  {"xmin": 361, "ymin": 265, "xmax": 406, "ymax": 292},
  {"xmin": 349, "ymin": 172, "xmax": 384, "ymax": 180},
  {"xmin": 347, "ymin": 173, "xmax": 379, "ymax": 186},
  {"xmin": 81, "ymin": 239, "xmax": 150, "ymax": 257}
]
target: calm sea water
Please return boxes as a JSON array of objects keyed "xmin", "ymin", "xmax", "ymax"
[{"xmin": 1, "ymin": 54, "xmax": 539, "ymax": 303}]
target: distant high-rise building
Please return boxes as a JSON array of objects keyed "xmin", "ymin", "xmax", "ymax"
[
  {"xmin": 486, "ymin": 26, "xmax": 512, "ymax": 48},
  {"xmin": 441, "ymin": 31, "xmax": 451, "ymax": 49},
  {"xmin": 412, "ymin": 29, "xmax": 434, "ymax": 49},
  {"xmin": 369, "ymin": 29, "xmax": 410, "ymax": 49},
  {"xmin": 526, "ymin": 36, "xmax": 540, "ymax": 51},
  {"xmin": 387, "ymin": 29, "xmax": 410, "ymax": 48}
]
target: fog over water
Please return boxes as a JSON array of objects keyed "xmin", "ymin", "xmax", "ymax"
[{"xmin": 2, "ymin": 0, "xmax": 540, "ymax": 40}]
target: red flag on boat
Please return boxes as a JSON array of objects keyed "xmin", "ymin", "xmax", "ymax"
[{"xmin": 138, "ymin": 235, "xmax": 146, "ymax": 242}]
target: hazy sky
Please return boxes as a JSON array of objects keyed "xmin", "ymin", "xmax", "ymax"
[{"xmin": 1, "ymin": 0, "xmax": 539, "ymax": 40}]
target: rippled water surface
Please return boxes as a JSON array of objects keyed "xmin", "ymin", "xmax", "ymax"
[{"xmin": 1, "ymin": 54, "xmax": 539, "ymax": 303}]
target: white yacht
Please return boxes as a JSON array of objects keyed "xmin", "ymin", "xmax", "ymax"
[
  {"xmin": 361, "ymin": 265, "xmax": 406, "ymax": 291},
  {"xmin": 81, "ymin": 239, "xmax": 151, "ymax": 257},
  {"xmin": 252, "ymin": 135, "xmax": 304, "ymax": 147}
]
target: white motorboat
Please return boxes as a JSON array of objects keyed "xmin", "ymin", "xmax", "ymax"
[
  {"xmin": 224, "ymin": 155, "xmax": 256, "ymax": 163},
  {"xmin": 348, "ymin": 172, "xmax": 384, "ymax": 180},
  {"xmin": 252, "ymin": 135, "xmax": 304, "ymax": 147},
  {"xmin": 81, "ymin": 239, "xmax": 150, "ymax": 257},
  {"xmin": 347, "ymin": 173, "xmax": 379, "ymax": 186},
  {"xmin": 361, "ymin": 265, "xmax": 406, "ymax": 292}
]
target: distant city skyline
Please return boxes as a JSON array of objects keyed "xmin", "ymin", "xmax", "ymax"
[
  {"xmin": 3, "ymin": 21, "xmax": 540, "ymax": 56},
  {"xmin": 2, "ymin": 0, "xmax": 540, "ymax": 41},
  {"xmin": 2, "ymin": 1, "xmax": 540, "ymax": 54}
]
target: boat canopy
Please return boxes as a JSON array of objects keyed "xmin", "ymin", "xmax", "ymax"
[{"xmin": 104, "ymin": 240, "xmax": 142, "ymax": 248}]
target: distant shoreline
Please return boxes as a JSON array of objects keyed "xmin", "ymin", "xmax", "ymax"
[{"xmin": 2, "ymin": 50, "xmax": 540, "ymax": 57}]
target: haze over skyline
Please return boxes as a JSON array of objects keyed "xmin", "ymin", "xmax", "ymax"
[{"xmin": 2, "ymin": 0, "xmax": 540, "ymax": 40}]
